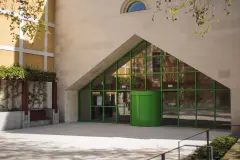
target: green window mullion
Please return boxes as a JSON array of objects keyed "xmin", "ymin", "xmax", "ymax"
[
  {"xmin": 130, "ymin": 52, "xmax": 132, "ymax": 90},
  {"xmin": 177, "ymin": 59, "xmax": 180, "ymax": 126},
  {"xmin": 116, "ymin": 62, "xmax": 118, "ymax": 123},
  {"xmin": 160, "ymin": 52, "xmax": 163, "ymax": 123},
  {"xmin": 102, "ymin": 74, "xmax": 105, "ymax": 121},
  {"xmin": 213, "ymin": 80, "xmax": 216, "ymax": 125},
  {"xmin": 145, "ymin": 41, "xmax": 147, "ymax": 90},
  {"xmin": 90, "ymin": 82, "xmax": 92, "ymax": 121},
  {"xmin": 194, "ymin": 71, "xmax": 197, "ymax": 126}
]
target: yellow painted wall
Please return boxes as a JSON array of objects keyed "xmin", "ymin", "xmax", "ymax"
[
  {"xmin": 47, "ymin": 57, "xmax": 54, "ymax": 72},
  {"xmin": 23, "ymin": 53, "xmax": 44, "ymax": 71},
  {"xmin": 0, "ymin": 15, "xmax": 19, "ymax": 47},
  {"xmin": 0, "ymin": 50, "xmax": 19, "ymax": 66},
  {"xmin": 23, "ymin": 23, "xmax": 45, "ymax": 51},
  {"xmin": 48, "ymin": 27, "xmax": 55, "ymax": 53},
  {"xmin": 48, "ymin": 0, "xmax": 55, "ymax": 23}
]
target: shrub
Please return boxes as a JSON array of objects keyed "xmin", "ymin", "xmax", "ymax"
[{"xmin": 186, "ymin": 136, "xmax": 237, "ymax": 160}]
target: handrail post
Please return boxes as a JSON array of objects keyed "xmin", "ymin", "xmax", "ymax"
[
  {"xmin": 206, "ymin": 130, "xmax": 210, "ymax": 160},
  {"xmin": 161, "ymin": 154, "xmax": 165, "ymax": 160},
  {"xmin": 178, "ymin": 141, "xmax": 180, "ymax": 160}
]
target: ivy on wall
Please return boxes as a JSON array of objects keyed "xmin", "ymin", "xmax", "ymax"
[{"xmin": 0, "ymin": 64, "xmax": 56, "ymax": 82}]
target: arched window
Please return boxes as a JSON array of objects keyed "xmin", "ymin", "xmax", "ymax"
[{"xmin": 127, "ymin": 1, "xmax": 146, "ymax": 12}]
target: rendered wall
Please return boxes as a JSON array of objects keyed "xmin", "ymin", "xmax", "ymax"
[{"xmin": 55, "ymin": 0, "xmax": 240, "ymax": 132}]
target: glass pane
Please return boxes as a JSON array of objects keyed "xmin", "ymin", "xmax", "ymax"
[
  {"xmin": 216, "ymin": 81, "xmax": 228, "ymax": 89},
  {"xmin": 92, "ymin": 92, "xmax": 103, "ymax": 107},
  {"xmin": 91, "ymin": 107, "xmax": 103, "ymax": 121},
  {"xmin": 117, "ymin": 55, "xmax": 131, "ymax": 75},
  {"xmin": 179, "ymin": 110, "xmax": 196, "ymax": 126},
  {"xmin": 118, "ymin": 106, "xmax": 130, "ymax": 123},
  {"xmin": 162, "ymin": 55, "xmax": 177, "ymax": 72},
  {"xmin": 197, "ymin": 72, "xmax": 213, "ymax": 89},
  {"xmin": 179, "ymin": 61, "xmax": 195, "ymax": 72},
  {"xmin": 131, "ymin": 41, "xmax": 146, "ymax": 57},
  {"xmin": 104, "ymin": 107, "xmax": 116, "ymax": 121},
  {"xmin": 179, "ymin": 72, "xmax": 195, "ymax": 89},
  {"xmin": 146, "ymin": 56, "xmax": 160, "ymax": 73},
  {"xmin": 118, "ymin": 92, "xmax": 130, "ymax": 107},
  {"xmin": 216, "ymin": 110, "xmax": 231, "ymax": 128},
  {"xmin": 118, "ymin": 75, "xmax": 130, "ymax": 90},
  {"xmin": 197, "ymin": 110, "xmax": 214, "ymax": 127},
  {"xmin": 92, "ymin": 76, "xmax": 103, "ymax": 90},
  {"xmin": 104, "ymin": 92, "xmax": 116, "ymax": 106},
  {"xmin": 104, "ymin": 75, "xmax": 116, "ymax": 90},
  {"xmin": 132, "ymin": 58, "xmax": 145, "ymax": 74},
  {"xmin": 163, "ymin": 91, "xmax": 177, "ymax": 109},
  {"xmin": 146, "ymin": 74, "xmax": 161, "ymax": 90},
  {"xmin": 105, "ymin": 64, "xmax": 116, "ymax": 75},
  {"xmin": 162, "ymin": 110, "xmax": 178, "ymax": 125},
  {"xmin": 118, "ymin": 92, "xmax": 130, "ymax": 123},
  {"xmin": 197, "ymin": 91, "xmax": 214, "ymax": 109},
  {"xmin": 150, "ymin": 44, "xmax": 161, "ymax": 56},
  {"xmin": 216, "ymin": 91, "xmax": 230, "ymax": 110},
  {"xmin": 132, "ymin": 74, "xmax": 145, "ymax": 90},
  {"xmin": 180, "ymin": 91, "xmax": 195, "ymax": 108},
  {"xmin": 162, "ymin": 73, "xmax": 177, "ymax": 89}
]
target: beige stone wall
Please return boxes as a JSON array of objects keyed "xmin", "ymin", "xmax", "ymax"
[{"xmin": 55, "ymin": 0, "xmax": 240, "ymax": 131}]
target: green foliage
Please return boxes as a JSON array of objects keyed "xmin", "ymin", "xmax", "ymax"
[
  {"xmin": 1, "ymin": 0, "xmax": 45, "ymax": 41},
  {"xmin": 153, "ymin": 0, "xmax": 233, "ymax": 36},
  {"xmin": 0, "ymin": 64, "xmax": 56, "ymax": 82},
  {"xmin": 186, "ymin": 136, "xmax": 237, "ymax": 160}
]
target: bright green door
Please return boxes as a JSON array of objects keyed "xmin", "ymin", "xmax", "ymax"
[{"xmin": 131, "ymin": 91, "xmax": 161, "ymax": 126}]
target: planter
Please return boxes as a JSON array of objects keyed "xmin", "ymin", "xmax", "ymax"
[{"xmin": 0, "ymin": 111, "xmax": 24, "ymax": 130}]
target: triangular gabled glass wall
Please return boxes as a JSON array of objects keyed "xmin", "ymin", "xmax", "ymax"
[{"xmin": 79, "ymin": 40, "xmax": 230, "ymax": 128}]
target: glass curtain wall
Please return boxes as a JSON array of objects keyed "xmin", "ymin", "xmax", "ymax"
[{"xmin": 79, "ymin": 41, "xmax": 231, "ymax": 128}]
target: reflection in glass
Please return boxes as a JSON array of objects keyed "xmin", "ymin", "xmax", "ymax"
[
  {"xmin": 104, "ymin": 107, "xmax": 116, "ymax": 121},
  {"xmin": 118, "ymin": 75, "xmax": 130, "ymax": 90},
  {"xmin": 118, "ymin": 92, "xmax": 130, "ymax": 123},
  {"xmin": 216, "ymin": 110, "xmax": 231, "ymax": 128},
  {"xmin": 179, "ymin": 61, "xmax": 195, "ymax": 72},
  {"xmin": 91, "ymin": 107, "xmax": 103, "ymax": 121},
  {"xmin": 104, "ymin": 76, "xmax": 116, "ymax": 90},
  {"xmin": 179, "ymin": 110, "xmax": 196, "ymax": 126},
  {"xmin": 105, "ymin": 64, "xmax": 116, "ymax": 75},
  {"xmin": 117, "ymin": 55, "xmax": 131, "ymax": 75},
  {"xmin": 163, "ymin": 91, "xmax": 177, "ymax": 109},
  {"xmin": 131, "ymin": 74, "xmax": 145, "ymax": 90},
  {"xmin": 197, "ymin": 91, "xmax": 214, "ymax": 109},
  {"xmin": 162, "ymin": 110, "xmax": 178, "ymax": 125},
  {"xmin": 197, "ymin": 110, "xmax": 214, "ymax": 127},
  {"xmin": 179, "ymin": 72, "xmax": 195, "ymax": 89},
  {"xmin": 146, "ymin": 56, "xmax": 160, "ymax": 73},
  {"xmin": 162, "ymin": 55, "xmax": 177, "ymax": 72},
  {"xmin": 216, "ymin": 91, "xmax": 230, "ymax": 110},
  {"xmin": 216, "ymin": 81, "xmax": 228, "ymax": 89},
  {"xmin": 104, "ymin": 92, "xmax": 116, "ymax": 106},
  {"xmin": 92, "ymin": 76, "xmax": 103, "ymax": 90},
  {"xmin": 118, "ymin": 92, "xmax": 130, "ymax": 107},
  {"xmin": 132, "ymin": 58, "xmax": 145, "ymax": 74},
  {"xmin": 131, "ymin": 41, "xmax": 146, "ymax": 57},
  {"xmin": 92, "ymin": 92, "xmax": 103, "ymax": 107},
  {"xmin": 180, "ymin": 91, "xmax": 195, "ymax": 108},
  {"xmin": 162, "ymin": 73, "xmax": 177, "ymax": 89},
  {"xmin": 146, "ymin": 74, "xmax": 161, "ymax": 90},
  {"xmin": 197, "ymin": 72, "xmax": 213, "ymax": 89}
]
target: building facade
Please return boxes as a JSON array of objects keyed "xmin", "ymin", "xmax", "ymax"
[
  {"xmin": 55, "ymin": 0, "xmax": 240, "ymax": 133},
  {"xmin": 1, "ymin": 0, "xmax": 240, "ymax": 132}
]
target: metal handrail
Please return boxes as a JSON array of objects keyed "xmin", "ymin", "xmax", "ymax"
[
  {"xmin": 147, "ymin": 144, "xmax": 213, "ymax": 160},
  {"xmin": 178, "ymin": 128, "xmax": 211, "ymax": 160}
]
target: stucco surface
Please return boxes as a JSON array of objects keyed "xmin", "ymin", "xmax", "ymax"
[{"xmin": 55, "ymin": 0, "xmax": 240, "ymax": 131}]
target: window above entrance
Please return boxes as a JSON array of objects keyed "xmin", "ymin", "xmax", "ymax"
[{"xmin": 121, "ymin": 0, "xmax": 147, "ymax": 13}]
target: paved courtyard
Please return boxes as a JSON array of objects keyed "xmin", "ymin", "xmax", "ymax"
[{"xmin": 0, "ymin": 123, "xmax": 230, "ymax": 160}]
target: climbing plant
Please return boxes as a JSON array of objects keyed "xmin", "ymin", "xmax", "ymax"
[
  {"xmin": 153, "ymin": 0, "xmax": 233, "ymax": 36},
  {"xmin": 28, "ymin": 81, "xmax": 46, "ymax": 109},
  {"xmin": 0, "ymin": 0, "xmax": 45, "ymax": 41}
]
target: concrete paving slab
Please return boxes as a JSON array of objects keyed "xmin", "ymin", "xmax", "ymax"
[{"xmin": 0, "ymin": 123, "xmax": 231, "ymax": 160}]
